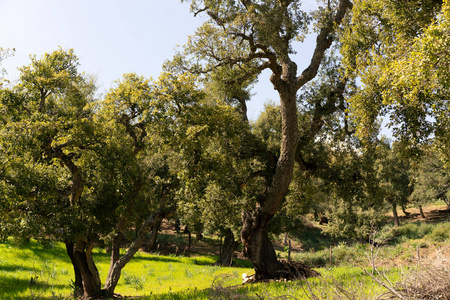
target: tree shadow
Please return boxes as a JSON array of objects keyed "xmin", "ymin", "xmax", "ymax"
[
  {"xmin": 0, "ymin": 275, "xmax": 68, "ymax": 299},
  {"xmin": 0, "ymin": 264, "xmax": 36, "ymax": 273}
]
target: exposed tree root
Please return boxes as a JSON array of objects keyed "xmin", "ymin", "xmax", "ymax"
[{"xmin": 243, "ymin": 260, "xmax": 319, "ymax": 284}]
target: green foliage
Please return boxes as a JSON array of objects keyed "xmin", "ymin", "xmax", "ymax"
[
  {"xmin": 410, "ymin": 148, "xmax": 450, "ymax": 207},
  {"xmin": 378, "ymin": 220, "xmax": 450, "ymax": 245},
  {"xmin": 390, "ymin": 223, "xmax": 424, "ymax": 241},
  {"xmin": 0, "ymin": 48, "xmax": 97, "ymax": 242},
  {"xmin": 428, "ymin": 223, "xmax": 450, "ymax": 242},
  {"xmin": 0, "ymin": 48, "xmax": 223, "ymax": 296},
  {"xmin": 373, "ymin": 140, "xmax": 412, "ymax": 220},
  {"xmin": 157, "ymin": 234, "xmax": 187, "ymax": 248},
  {"xmin": 0, "ymin": 47, "xmax": 14, "ymax": 80},
  {"xmin": 342, "ymin": 0, "xmax": 449, "ymax": 156},
  {"xmin": 181, "ymin": 0, "xmax": 310, "ymax": 65},
  {"xmin": 324, "ymin": 199, "xmax": 387, "ymax": 239}
]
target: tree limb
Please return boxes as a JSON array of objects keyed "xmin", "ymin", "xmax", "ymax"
[{"xmin": 296, "ymin": 0, "xmax": 353, "ymax": 89}]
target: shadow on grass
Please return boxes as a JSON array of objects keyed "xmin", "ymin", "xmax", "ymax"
[
  {"xmin": 0, "ymin": 264, "xmax": 36, "ymax": 273},
  {"xmin": 136, "ymin": 288, "xmax": 211, "ymax": 300},
  {"xmin": 0, "ymin": 275, "xmax": 68, "ymax": 299},
  {"xmin": 1, "ymin": 240, "xmax": 69, "ymax": 263},
  {"xmin": 131, "ymin": 253, "xmax": 253, "ymax": 268}
]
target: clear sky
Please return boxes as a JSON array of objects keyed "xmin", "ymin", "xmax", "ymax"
[{"xmin": 0, "ymin": 0, "xmax": 318, "ymax": 120}]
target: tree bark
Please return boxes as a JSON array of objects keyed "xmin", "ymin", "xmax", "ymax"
[
  {"xmin": 392, "ymin": 204, "xmax": 400, "ymax": 227},
  {"xmin": 216, "ymin": 230, "xmax": 240, "ymax": 266},
  {"xmin": 103, "ymin": 212, "xmax": 165, "ymax": 297},
  {"xmin": 241, "ymin": 209, "xmax": 285, "ymax": 279},
  {"xmin": 147, "ymin": 220, "xmax": 161, "ymax": 251},
  {"xmin": 65, "ymin": 242, "xmax": 83, "ymax": 298},
  {"xmin": 401, "ymin": 205, "xmax": 410, "ymax": 215},
  {"xmin": 188, "ymin": 230, "xmax": 192, "ymax": 251},
  {"xmin": 195, "ymin": 228, "xmax": 203, "ymax": 241},
  {"xmin": 198, "ymin": 0, "xmax": 353, "ymax": 281},
  {"xmin": 104, "ymin": 231, "xmax": 124, "ymax": 294},
  {"xmin": 240, "ymin": 59, "xmax": 299, "ymax": 279},
  {"xmin": 70, "ymin": 240, "xmax": 102, "ymax": 299},
  {"xmin": 283, "ymin": 232, "xmax": 289, "ymax": 246},
  {"xmin": 419, "ymin": 205, "xmax": 426, "ymax": 218}
]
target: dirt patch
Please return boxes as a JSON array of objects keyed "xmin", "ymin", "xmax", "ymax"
[{"xmin": 396, "ymin": 205, "xmax": 450, "ymax": 223}]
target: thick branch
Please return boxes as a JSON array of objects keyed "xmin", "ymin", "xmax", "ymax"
[
  {"xmin": 38, "ymin": 88, "xmax": 51, "ymax": 113},
  {"xmin": 119, "ymin": 114, "xmax": 147, "ymax": 155},
  {"xmin": 51, "ymin": 148, "xmax": 83, "ymax": 206},
  {"xmin": 296, "ymin": 0, "xmax": 353, "ymax": 89}
]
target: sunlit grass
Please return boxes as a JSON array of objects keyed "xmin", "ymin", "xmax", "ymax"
[
  {"xmin": 0, "ymin": 240, "xmax": 73, "ymax": 299},
  {"xmin": 1, "ymin": 225, "xmax": 446, "ymax": 300},
  {"xmin": 0, "ymin": 240, "xmax": 252, "ymax": 299},
  {"xmin": 135, "ymin": 266, "xmax": 403, "ymax": 300},
  {"xmin": 101, "ymin": 250, "xmax": 249, "ymax": 297}
]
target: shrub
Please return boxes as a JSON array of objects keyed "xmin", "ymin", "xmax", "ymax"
[
  {"xmin": 391, "ymin": 223, "xmax": 421, "ymax": 240},
  {"xmin": 294, "ymin": 251, "xmax": 328, "ymax": 267},
  {"xmin": 428, "ymin": 223, "xmax": 450, "ymax": 242}
]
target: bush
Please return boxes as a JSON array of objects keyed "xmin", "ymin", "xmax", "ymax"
[
  {"xmin": 157, "ymin": 234, "xmax": 187, "ymax": 247},
  {"xmin": 391, "ymin": 223, "xmax": 421, "ymax": 240},
  {"xmin": 294, "ymin": 251, "xmax": 328, "ymax": 267},
  {"xmin": 386, "ymin": 222, "xmax": 435, "ymax": 243},
  {"xmin": 428, "ymin": 223, "xmax": 450, "ymax": 242}
]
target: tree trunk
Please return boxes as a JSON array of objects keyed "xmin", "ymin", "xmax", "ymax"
[
  {"xmin": 148, "ymin": 220, "xmax": 161, "ymax": 251},
  {"xmin": 283, "ymin": 232, "xmax": 289, "ymax": 246},
  {"xmin": 392, "ymin": 204, "xmax": 400, "ymax": 227},
  {"xmin": 240, "ymin": 61, "xmax": 300, "ymax": 279},
  {"xmin": 216, "ymin": 230, "xmax": 240, "ymax": 266},
  {"xmin": 195, "ymin": 228, "xmax": 203, "ymax": 241},
  {"xmin": 401, "ymin": 205, "xmax": 410, "ymax": 215},
  {"xmin": 241, "ymin": 209, "xmax": 285, "ymax": 279},
  {"xmin": 65, "ymin": 242, "xmax": 83, "ymax": 298},
  {"xmin": 70, "ymin": 241, "xmax": 102, "ymax": 299},
  {"xmin": 239, "ymin": 0, "xmax": 352, "ymax": 280},
  {"xmin": 188, "ymin": 230, "xmax": 192, "ymax": 251},
  {"xmin": 103, "ymin": 213, "xmax": 164, "ymax": 297},
  {"xmin": 419, "ymin": 205, "xmax": 426, "ymax": 218},
  {"xmin": 240, "ymin": 60, "xmax": 300, "ymax": 279},
  {"xmin": 102, "ymin": 231, "xmax": 124, "ymax": 296}
]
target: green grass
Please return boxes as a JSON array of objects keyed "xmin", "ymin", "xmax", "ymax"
[
  {"xmin": 0, "ymin": 239, "xmax": 407, "ymax": 300},
  {"xmin": 0, "ymin": 240, "xmax": 252, "ymax": 299},
  {"xmin": 1, "ymin": 212, "xmax": 449, "ymax": 299},
  {"xmin": 134, "ymin": 267, "xmax": 403, "ymax": 300},
  {"xmin": 0, "ymin": 239, "xmax": 402, "ymax": 300}
]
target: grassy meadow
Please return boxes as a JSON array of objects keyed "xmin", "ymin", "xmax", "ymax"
[
  {"xmin": 0, "ymin": 240, "xmax": 252, "ymax": 299},
  {"xmin": 0, "ymin": 239, "xmax": 401, "ymax": 299},
  {"xmin": 1, "ymin": 205, "xmax": 449, "ymax": 299}
]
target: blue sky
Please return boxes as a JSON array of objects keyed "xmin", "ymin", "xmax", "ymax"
[{"xmin": 1, "ymin": 0, "xmax": 319, "ymax": 120}]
